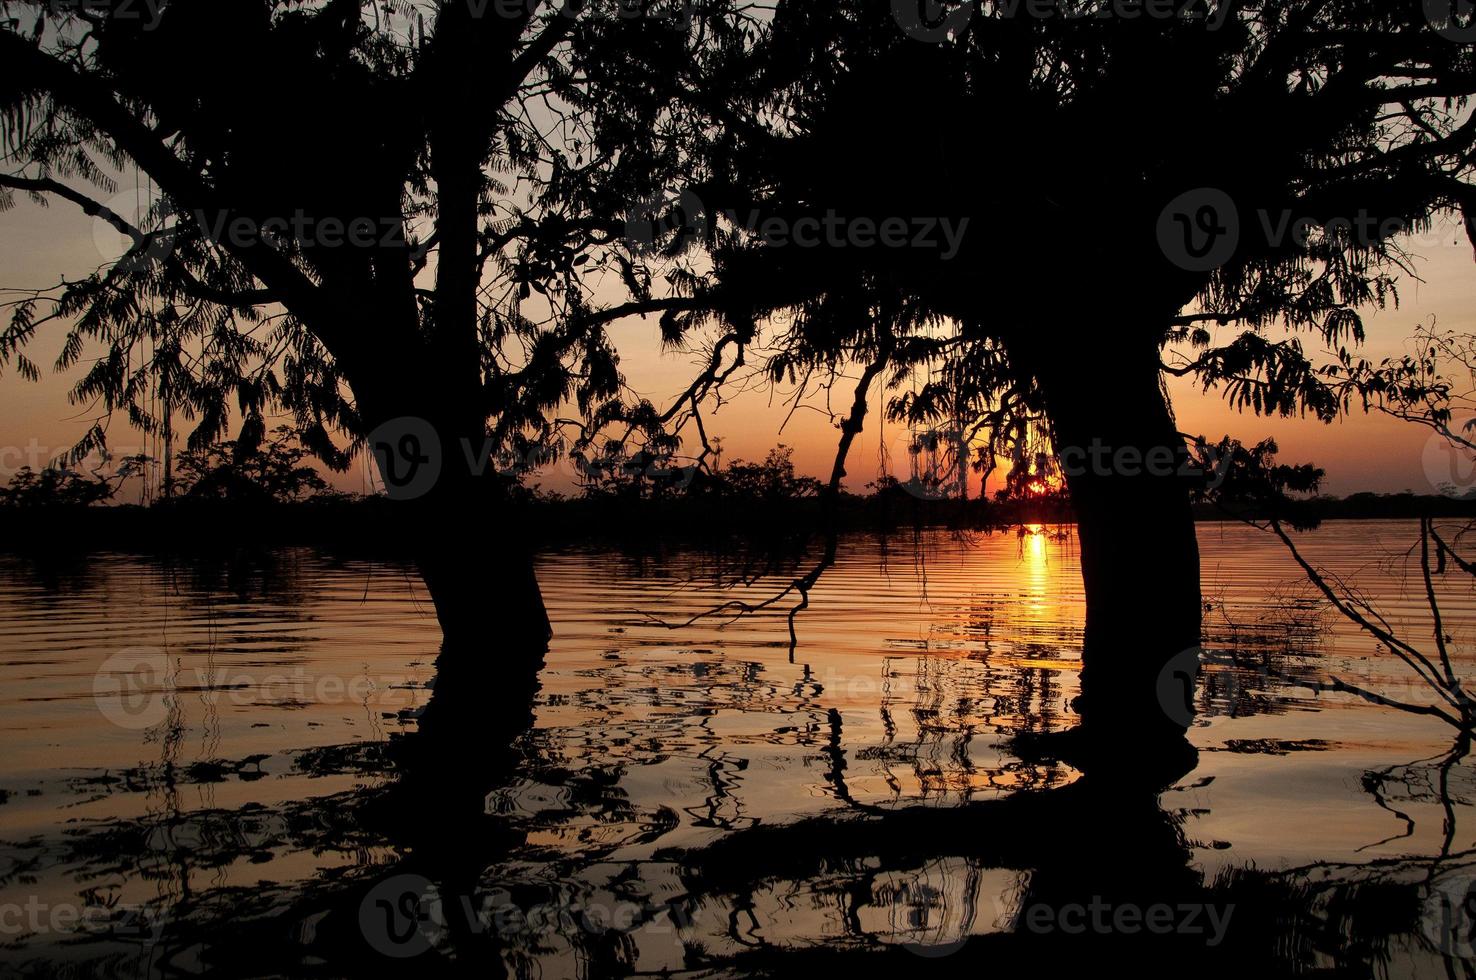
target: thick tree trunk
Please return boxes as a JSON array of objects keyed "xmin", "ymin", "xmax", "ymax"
[
  {"xmin": 1010, "ymin": 332, "xmax": 1202, "ymax": 777},
  {"xmin": 355, "ymin": 374, "xmax": 552, "ymax": 653},
  {"xmin": 413, "ymin": 475, "xmax": 551, "ymax": 649}
]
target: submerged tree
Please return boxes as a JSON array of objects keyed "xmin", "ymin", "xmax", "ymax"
[
  {"xmin": 0, "ymin": 0, "xmax": 749, "ymax": 649},
  {"xmin": 591, "ymin": 0, "xmax": 1476, "ymax": 775}
]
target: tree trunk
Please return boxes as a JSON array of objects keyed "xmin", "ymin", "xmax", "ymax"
[
  {"xmin": 413, "ymin": 476, "xmax": 551, "ymax": 650},
  {"xmin": 1010, "ymin": 332, "xmax": 1202, "ymax": 776},
  {"xmin": 356, "ymin": 374, "xmax": 552, "ymax": 653}
]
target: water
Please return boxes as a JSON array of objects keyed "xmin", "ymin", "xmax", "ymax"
[{"xmin": 1, "ymin": 520, "xmax": 1473, "ymax": 975}]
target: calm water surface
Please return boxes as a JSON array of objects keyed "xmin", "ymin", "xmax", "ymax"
[{"xmin": 2, "ymin": 520, "xmax": 1473, "ymax": 975}]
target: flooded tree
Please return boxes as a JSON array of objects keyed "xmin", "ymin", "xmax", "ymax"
[
  {"xmin": 0, "ymin": 0, "xmax": 745, "ymax": 649},
  {"xmin": 602, "ymin": 0, "xmax": 1476, "ymax": 777}
]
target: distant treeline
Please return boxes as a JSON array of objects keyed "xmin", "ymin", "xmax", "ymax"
[
  {"xmin": 1, "ymin": 435, "xmax": 1472, "ymax": 557},
  {"xmin": 2, "ymin": 482, "xmax": 1473, "ymax": 560}
]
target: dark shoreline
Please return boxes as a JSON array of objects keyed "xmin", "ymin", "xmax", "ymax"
[{"xmin": 1, "ymin": 491, "xmax": 1472, "ymax": 560}]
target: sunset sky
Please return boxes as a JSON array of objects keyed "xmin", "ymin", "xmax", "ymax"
[{"xmin": 2, "ymin": 192, "xmax": 1474, "ymax": 499}]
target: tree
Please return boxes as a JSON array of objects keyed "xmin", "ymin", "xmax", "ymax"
[
  {"xmin": 0, "ymin": 458, "xmax": 141, "ymax": 506},
  {"xmin": 0, "ymin": 0, "xmax": 738, "ymax": 649},
  {"xmin": 585, "ymin": 0, "xmax": 1476, "ymax": 774},
  {"xmin": 172, "ymin": 423, "xmax": 337, "ymax": 503},
  {"xmin": 715, "ymin": 445, "xmax": 823, "ymax": 500}
]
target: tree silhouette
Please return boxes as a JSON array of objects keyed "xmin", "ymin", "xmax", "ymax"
[
  {"xmin": 172, "ymin": 423, "xmax": 337, "ymax": 503},
  {"xmin": 0, "ymin": 0, "xmax": 750, "ymax": 649},
  {"xmin": 589, "ymin": 0, "xmax": 1476, "ymax": 775}
]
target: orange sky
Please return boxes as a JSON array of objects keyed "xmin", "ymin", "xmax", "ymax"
[{"xmin": 2, "ymin": 193, "xmax": 1473, "ymax": 499}]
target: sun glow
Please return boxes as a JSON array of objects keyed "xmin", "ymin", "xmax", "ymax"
[
  {"xmin": 1023, "ymin": 523, "xmax": 1047, "ymax": 561},
  {"xmin": 1019, "ymin": 473, "xmax": 1065, "ymax": 498}
]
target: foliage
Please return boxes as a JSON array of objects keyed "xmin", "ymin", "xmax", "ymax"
[
  {"xmin": 0, "ymin": 461, "xmax": 140, "ymax": 507},
  {"xmin": 709, "ymin": 445, "xmax": 822, "ymax": 500},
  {"xmin": 0, "ymin": 0, "xmax": 753, "ymax": 486},
  {"xmin": 576, "ymin": 1, "xmax": 1476, "ymax": 490},
  {"xmin": 576, "ymin": 443, "xmax": 823, "ymax": 501},
  {"xmin": 1190, "ymin": 435, "xmax": 1325, "ymax": 529},
  {"xmin": 172, "ymin": 424, "xmax": 337, "ymax": 504}
]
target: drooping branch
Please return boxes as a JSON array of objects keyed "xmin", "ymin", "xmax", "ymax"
[
  {"xmin": 1268, "ymin": 518, "xmax": 1468, "ymax": 728},
  {"xmin": 640, "ymin": 340, "xmax": 892, "ymax": 658}
]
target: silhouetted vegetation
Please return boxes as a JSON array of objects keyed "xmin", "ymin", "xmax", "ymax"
[
  {"xmin": 5, "ymin": 6, "xmax": 1476, "ymax": 973},
  {"xmin": 0, "ymin": 461, "xmax": 136, "ymax": 507},
  {"xmin": 171, "ymin": 424, "xmax": 341, "ymax": 503},
  {"xmin": 0, "ymin": 0, "xmax": 762, "ymax": 645},
  {"xmin": 1194, "ymin": 331, "xmax": 1476, "ymax": 734}
]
